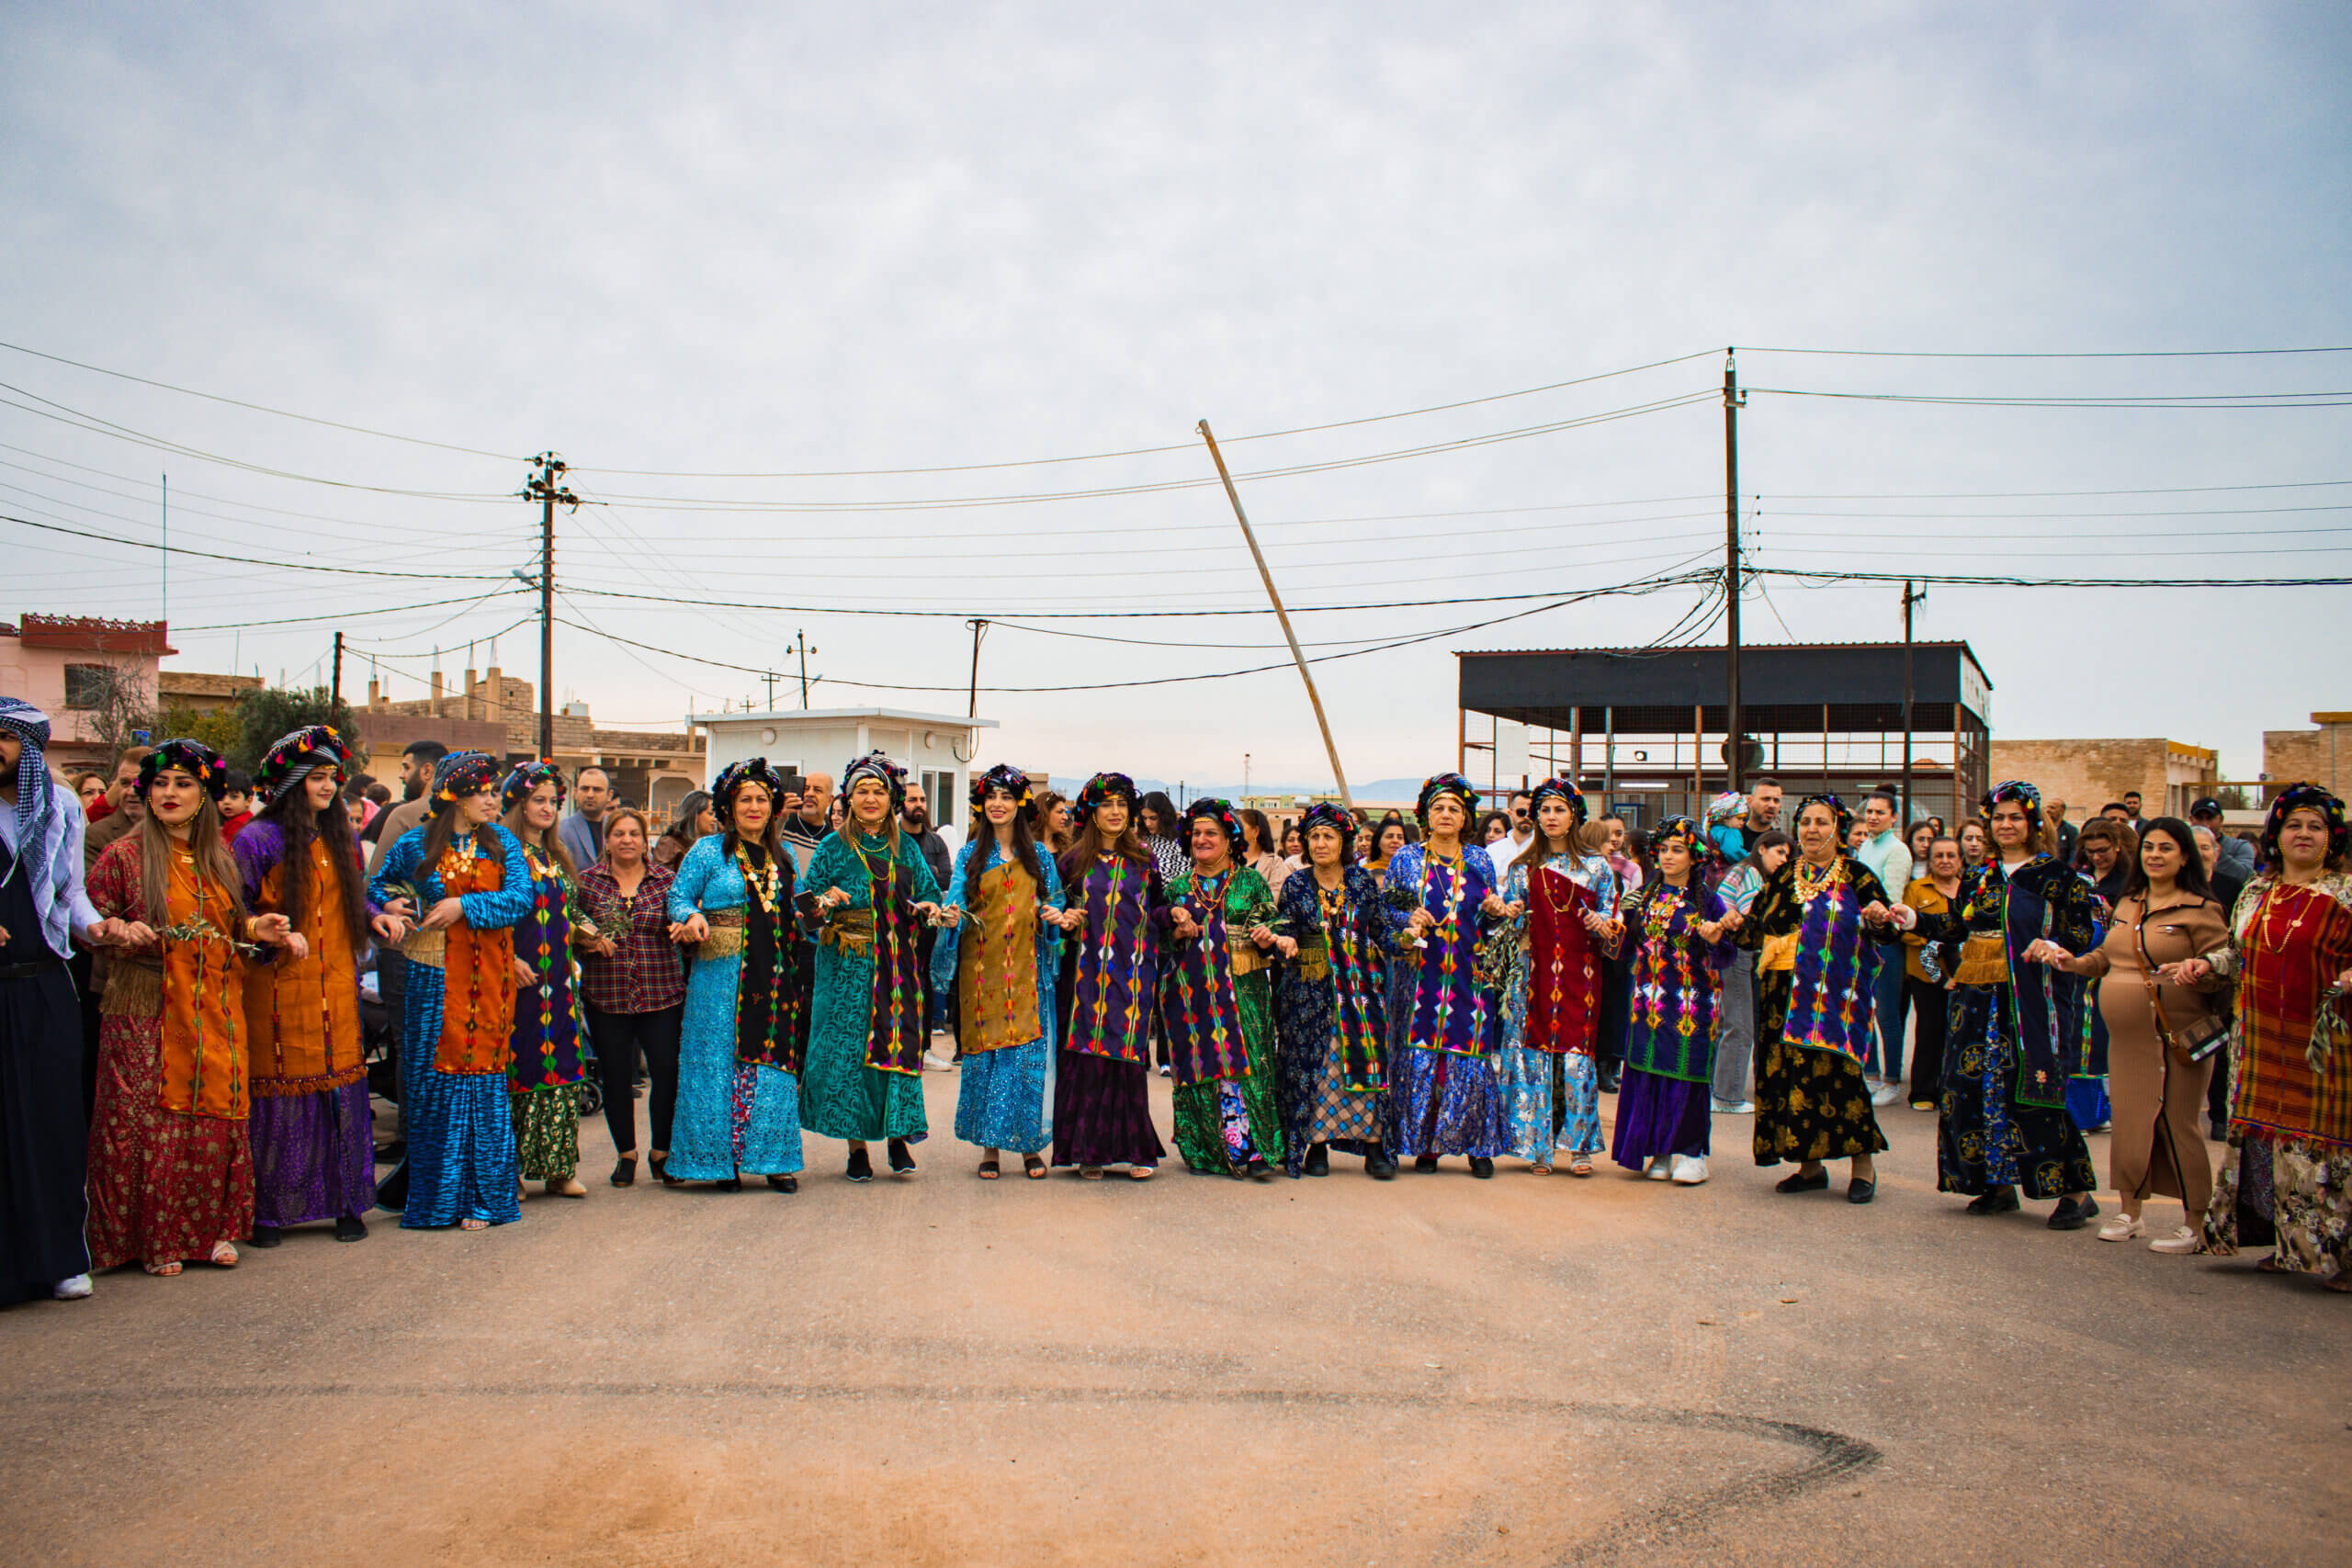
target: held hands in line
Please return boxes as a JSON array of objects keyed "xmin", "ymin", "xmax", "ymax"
[
  {"xmin": 1245, "ymin": 922, "xmax": 1299, "ymax": 959},
  {"xmin": 1406, "ymin": 908, "xmax": 1437, "ymax": 939},
  {"xmin": 1479, "ymin": 893, "xmax": 1510, "ymax": 919},
  {"xmin": 370, "ymin": 911, "xmax": 412, "ymax": 945},
  {"xmin": 1170, "ymin": 907, "xmax": 1201, "ymax": 942},
  {"xmin": 512, "ymin": 956, "xmax": 537, "ymax": 988},
  {"xmin": 250, "ymin": 913, "xmax": 297, "ymax": 949},
  {"xmin": 1579, "ymin": 908, "xmax": 1616, "ymax": 936},
  {"xmin": 2018, "ymin": 938, "xmax": 2071, "ymax": 967},
  {"xmin": 419, "ymin": 897, "xmax": 466, "ymax": 932}
]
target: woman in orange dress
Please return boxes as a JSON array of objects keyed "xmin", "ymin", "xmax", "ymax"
[{"xmin": 86, "ymin": 740, "xmax": 298, "ymax": 1275}]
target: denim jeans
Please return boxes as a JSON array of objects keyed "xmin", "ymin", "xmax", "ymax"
[
  {"xmin": 1712, "ymin": 948, "xmax": 1756, "ymax": 1102},
  {"xmin": 1868, "ymin": 957, "xmax": 1907, "ymax": 1081}
]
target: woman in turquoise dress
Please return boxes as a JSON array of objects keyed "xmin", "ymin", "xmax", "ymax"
[
  {"xmin": 663, "ymin": 758, "xmax": 810, "ymax": 1192},
  {"xmin": 1495, "ymin": 777, "xmax": 1618, "ymax": 1176},
  {"xmin": 800, "ymin": 751, "xmax": 944, "ymax": 1182},
  {"xmin": 933, "ymin": 764, "xmax": 1069, "ymax": 1179}
]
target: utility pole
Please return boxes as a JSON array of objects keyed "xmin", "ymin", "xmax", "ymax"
[
  {"xmin": 792, "ymin": 629, "xmax": 817, "ymax": 707},
  {"xmin": 522, "ymin": 453, "xmax": 578, "ymax": 761},
  {"xmin": 762, "ymin": 670, "xmax": 778, "ymax": 711},
  {"xmin": 1901, "ymin": 579, "xmax": 1926, "ymax": 826},
  {"xmin": 1198, "ymin": 420, "xmax": 1353, "ymax": 810},
  {"xmin": 332, "ymin": 630, "xmax": 344, "ymax": 705},
  {"xmin": 1723, "ymin": 352, "xmax": 1747, "ymax": 794},
  {"xmin": 966, "ymin": 618, "xmax": 989, "ymax": 719}
]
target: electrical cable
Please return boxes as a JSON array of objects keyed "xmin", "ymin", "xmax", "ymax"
[{"xmin": 0, "ymin": 510, "xmax": 513, "ymax": 581}]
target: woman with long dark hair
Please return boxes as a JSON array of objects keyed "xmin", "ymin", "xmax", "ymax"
[
  {"xmin": 1271, "ymin": 804, "xmax": 1393, "ymax": 1178},
  {"xmin": 1034, "ymin": 790, "xmax": 1075, "ymax": 857},
  {"xmin": 1609, "ymin": 816, "xmax": 1736, "ymax": 1184},
  {"xmin": 368, "ymin": 751, "xmax": 534, "ymax": 1230},
  {"xmin": 651, "ymin": 789, "xmax": 714, "ymax": 871},
  {"xmin": 88, "ymin": 741, "xmax": 298, "ymax": 1271},
  {"xmin": 1495, "ymin": 779, "xmax": 1618, "ymax": 1177},
  {"xmin": 499, "ymin": 761, "xmax": 592, "ymax": 1199},
  {"xmin": 1239, "ymin": 807, "xmax": 1288, "ymax": 893},
  {"xmin": 1740, "ymin": 794, "xmax": 1903, "ymax": 1203},
  {"xmin": 1137, "ymin": 790, "xmax": 1189, "ymax": 886},
  {"xmin": 1051, "ymin": 773, "xmax": 1167, "ymax": 1179},
  {"xmin": 2180, "ymin": 784, "xmax": 2352, "ymax": 1290},
  {"xmin": 235, "ymin": 725, "xmax": 410, "ymax": 1246},
  {"xmin": 664, "ymin": 760, "xmax": 809, "ymax": 1192},
  {"xmin": 576, "ymin": 806, "xmax": 685, "ymax": 1185},
  {"xmin": 934, "ymin": 765, "xmax": 1067, "ymax": 1179},
  {"xmin": 1160, "ymin": 798, "xmax": 1284, "ymax": 1179},
  {"xmin": 801, "ymin": 751, "xmax": 945, "ymax": 1181},
  {"xmin": 2042, "ymin": 818, "xmax": 2227, "ymax": 1251},
  {"xmin": 1904, "ymin": 781, "xmax": 2103, "ymax": 1229},
  {"xmin": 1382, "ymin": 774, "xmax": 1510, "ymax": 1177}
]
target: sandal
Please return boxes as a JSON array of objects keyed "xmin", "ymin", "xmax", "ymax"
[
  {"xmin": 1023, "ymin": 1155, "xmax": 1047, "ymax": 1180},
  {"xmin": 2257, "ymin": 1256, "xmax": 2291, "ymax": 1274},
  {"xmin": 978, "ymin": 1157, "xmax": 1001, "ymax": 1180},
  {"xmin": 1532, "ymin": 1162, "xmax": 1554, "ymax": 1176},
  {"xmin": 460, "ymin": 1217, "xmax": 489, "ymax": 1231},
  {"xmin": 1129, "ymin": 1164, "xmax": 1156, "ymax": 1180},
  {"xmin": 209, "ymin": 1242, "xmax": 239, "ymax": 1269},
  {"xmin": 1568, "ymin": 1156, "xmax": 1594, "ymax": 1178},
  {"xmin": 143, "ymin": 1260, "xmax": 182, "ymax": 1278},
  {"xmin": 1079, "ymin": 1165, "xmax": 1104, "ymax": 1181}
]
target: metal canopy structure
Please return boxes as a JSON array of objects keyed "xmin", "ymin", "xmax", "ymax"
[{"xmin": 1457, "ymin": 641, "xmax": 1992, "ymax": 829}]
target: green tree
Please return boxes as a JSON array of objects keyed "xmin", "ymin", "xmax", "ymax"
[
  {"xmin": 232, "ymin": 686, "xmax": 357, "ymax": 772},
  {"xmin": 152, "ymin": 703, "xmax": 244, "ymax": 760}
]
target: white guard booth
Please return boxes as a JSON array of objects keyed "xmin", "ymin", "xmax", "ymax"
[{"xmin": 688, "ymin": 707, "xmax": 999, "ymax": 843}]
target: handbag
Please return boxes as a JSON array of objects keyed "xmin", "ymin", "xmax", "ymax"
[{"xmin": 2132, "ymin": 914, "xmax": 2228, "ymax": 1063}]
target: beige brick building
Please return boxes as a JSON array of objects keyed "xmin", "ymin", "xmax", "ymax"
[
  {"xmin": 1985, "ymin": 737, "xmax": 2219, "ymax": 824},
  {"xmin": 2262, "ymin": 712, "xmax": 2349, "ymax": 800}
]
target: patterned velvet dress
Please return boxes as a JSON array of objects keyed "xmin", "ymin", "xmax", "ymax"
[
  {"xmin": 1161, "ymin": 864, "xmax": 1284, "ymax": 1174},
  {"xmin": 1052, "ymin": 849, "xmax": 1168, "ymax": 1168},
  {"xmin": 1380, "ymin": 842, "xmax": 1507, "ymax": 1159},
  {"xmin": 507, "ymin": 843, "xmax": 591, "ymax": 1182},
  {"xmin": 934, "ymin": 839, "xmax": 1063, "ymax": 1156},
  {"xmin": 1271, "ymin": 864, "xmax": 1388, "ymax": 1173},
  {"xmin": 86, "ymin": 835, "xmax": 255, "ymax": 1269},
  {"xmin": 1740, "ymin": 854, "xmax": 1900, "ymax": 1167},
  {"xmin": 799, "ymin": 830, "xmax": 939, "ymax": 1144},
  {"xmin": 233, "ymin": 823, "xmax": 377, "ymax": 1228},
  {"xmin": 665, "ymin": 837, "xmax": 808, "ymax": 1180},
  {"xmin": 1913, "ymin": 855, "xmax": 2103, "ymax": 1199},
  {"xmin": 2202, "ymin": 873, "xmax": 2352, "ymax": 1276},
  {"xmin": 1496, "ymin": 850, "xmax": 1617, "ymax": 1164},
  {"xmin": 368, "ymin": 824, "xmax": 533, "ymax": 1227},
  {"xmin": 1609, "ymin": 877, "xmax": 1735, "ymax": 1168}
]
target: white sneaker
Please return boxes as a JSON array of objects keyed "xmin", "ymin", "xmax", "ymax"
[
  {"xmin": 51, "ymin": 1274, "xmax": 92, "ymax": 1301},
  {"xmin": 2097, "ymin": 1213, "xmax": 2143, "ymax": 1242},
  {"xmin": 1713, "ymin": 1099, "xmax": 1756, "ymax": 1114},
  {"xmin": 1670, "ymin": 1155, "xmax": 1709, "ymax": 1186},
  {"xmin": 922, "ymin": 1051, "xmax": 956, "ymax": 1071},
  {"xmin": 2149, "ymin": 1225, "xmax": 2199, "ymax": 1254},
  {"xmin": 1646, "ymin": 1157, "xmax": 1672, "ymax": 1181},
  {"xmin": 1870, "ymin": 1083, "xmax": 1904, "ymax": 1108}
]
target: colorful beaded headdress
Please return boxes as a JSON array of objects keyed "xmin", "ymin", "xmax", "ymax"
[
  {"xmin": 1299, "ymin": 801, "xmax": 1356, "ymax": 846},
  {"xmin": 426, "ymin": 750, "xmax": 502, "ymax": 817},
  {"xmin": 968, "ymin": 763, "xmax": 1035, "ymax": 814},
  {"xmin": 500, "ymin": 759, "xmax": 569, "ymax": 814},
  {"xmin": 1530, "ymin": 776, "xmax": 1589, "ymax": 828},
  {"xmin": 711, "ymin": 758, "xmax": 786, "ymax": 827},
  {"xmin": 1415, "ymin": 772, "xmax": 1480, "ymax": 827},
  {"xmin": 2261, "ymin": 781, "xmax": 2347, "ymax": 868},
  {"xmin": 841, "ymin": 750, "xmax": 907, "ymax": 809},
  {"xmin": 1650, "ymin": 814, "xmax": 1713, "ymax": 862},
  {"xmin": 1705, "ymin": 790, "xmax": 1747, "ymax": 828},
  {"xmin": 1182, "ymin": 796, "xmax": 1245, "ymax": 855},
  {"xmin": 1073, "ymin": 771, "xmax": 1136, "ymax": 828},
  {"xmin": 253, "ymin": 723, "xmax": 358, "ymax": 805},
  {"xmin": 136, "ymin": 739, "xmax": 230, "ymax": 801},
  {"xmin": 1793, "ymin": 792, "xmax": 1853, "ymax": 841},
  {"xmin": 1981, "ymin": 779, "xmax": 2042, "ymax": 818}
]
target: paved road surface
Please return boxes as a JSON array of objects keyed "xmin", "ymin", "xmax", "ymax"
[{"xmin": 5, "ymin": 1069, "xmax": 2344, "ymax": 1565}]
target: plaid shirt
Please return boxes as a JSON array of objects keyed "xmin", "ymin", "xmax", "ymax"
[{"xmin": 574, "ymin": 861, "xmax": 686, "ymax": 1015}]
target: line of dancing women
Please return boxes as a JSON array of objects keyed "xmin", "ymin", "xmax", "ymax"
[{"xmin": 4, "ymin": 696, "xmax": 2347, "ymax": 1303}]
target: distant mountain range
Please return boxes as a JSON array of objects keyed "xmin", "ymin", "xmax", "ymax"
[{"xmin": 1043, "ymin": 775, "xmax": 1431, "ymax": 807}]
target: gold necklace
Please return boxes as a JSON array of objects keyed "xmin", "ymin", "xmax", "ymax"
[{"xmin": 2256, "ymin": 882, "xmax": 2313, "ymax": 953}]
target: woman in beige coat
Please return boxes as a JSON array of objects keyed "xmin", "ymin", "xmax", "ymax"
[{"xmin": 2046, "ymin": 817, "xmax": 2229, "ymax": 1252}]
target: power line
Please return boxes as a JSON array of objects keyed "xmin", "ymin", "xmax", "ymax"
[
  {"xmin": 1751, "ymin": 387, "xmax": 2352, "ymax": 411},
  {"xmin": 1736, "ymin": 344, "xmax": 2352, "ymax": 360},
  {"xmin": 1762, "ymin": 478, "xmax": 2352, "ymax": 501},
  {"xmin": 1752, "ymin": 566, "xmax": 2352, "ymax": 589},
  {"xmin": 0, "ymin": 340, "xmax": 527, "ymax": 461},
  {"xmin": 175, "ymin": 590, "xmax": 531, "ymax": 632},
  {"xmin": 0, "ymin": 510, "xmax": 511, "ymax": 581}
]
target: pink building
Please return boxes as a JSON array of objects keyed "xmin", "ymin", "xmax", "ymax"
[{"xmin": 0, "ymin": 614, "xmax": 174, "ymax": 776}]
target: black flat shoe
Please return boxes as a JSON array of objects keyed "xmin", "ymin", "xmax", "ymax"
[
  {"xmin": 1468, "ymin": 1156, "xmax": 1495, "ymax": 1179},
  {"xmin": 1966, "ymin": 1186, "xmax": 2019, "ymax": 1215},
  {"xmin": 846, "ymin": 1147, "xmax": 874, "ymax": 1183},
  {"xmin": 246, "ymin": 1225, "xmax": 282, "ymax": 1249},
  {"xmin": 1775, "ymin": 1170, "xmax": 1829, "ymax": 1194},
  {"xmin": 887, "ymin": 1138, "xmax": 917, "ymax": 1175},
  {"xmin": 1366, "ymin": 1150, "xmax": 1397, "ymax": 1179},
  {"xmin": 1247, "ymin": 1157, "xmax": 1274, "ymax": 1182},
  {"xmin": 2047, "ymin": 1195, "xmax": 2095, "ymax": 1231},
  {"xmin": 767, "ymin": 1174, "xmax": 798, "ymax": 1194},
  {"xmin": 1847, "ymin": 1179, "xmax": 1876, "ymax": 1204},
  {"xmin": 1414, "ymin": 1155, "xmax": 1439, "ymax": 1174},
  {"xmin": 610, "ymin": 1157, "xmax": 637, "ymax": 1187},
  {"xmin": 714, "ymin": 1177, "xmax": 742, "ymax": 1192},
  {"xmin": 334, "ymin": 1215, "xmax": 368, "ymax": 1242},
  {"xmin": 648, "ymin": 1153, "xmax": 668, "ymax": 1181},
  {"xmin": 1303, "ymin": 1144, "xmax": 1330, "ymax": 1178}
]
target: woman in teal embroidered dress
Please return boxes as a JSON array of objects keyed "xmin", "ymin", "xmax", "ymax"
[
  {"xmin": 1160, "ymin": 798, "xmax": 1285, "ymax": 1180},
  {"xmin": 800, "ymin": 751, "xmax": 944, "ymax": 1182},
  {"xmin": 499, "ymin": 761, "xmax": 592, "ymax": 1198}
]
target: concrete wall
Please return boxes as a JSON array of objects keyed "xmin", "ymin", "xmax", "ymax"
[
  {"xmin": 2263, "ymin": 714, "xmax": 2349, "ymax": 799},
  {"xmin": 1986, "ymin": 737, "xmax": 2219, "ymax": 823}
]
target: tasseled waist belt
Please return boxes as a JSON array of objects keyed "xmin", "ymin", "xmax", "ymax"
[
  {"xmin": 1291, "ymin": 937, "xmax": 1330, "ymax": 981},
  {"xmin": 1229, "ymin": 942, "xmax": 1272, "ymax": 976},
  {"xmin": 99, "ymin": 959, "xmax": 164, "ymax": 1017},
  {"xmin": 1952, "ymin": 934, "xmax": 2010, "ymax": 987},
  {"xmin": 401, "ymin": 929, "xmax": 447, "ymax": 970},
  {"xmin": 1759, "ymin": 933, "xmax": 1799, "ymax": 973},
  {"xmin": 820, "ymin": 909, "xmax": 877, "ymax": 956}
]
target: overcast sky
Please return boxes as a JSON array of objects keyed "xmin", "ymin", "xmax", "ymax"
[{"xmin": 4, "ymin": 3, "xmax": 2345, "ymax": 790}]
